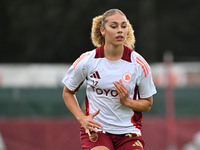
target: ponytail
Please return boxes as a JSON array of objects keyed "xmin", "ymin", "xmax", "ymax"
[{"xmin": 91, "ymin": 15, "xmax": 104, "ymax": 47}]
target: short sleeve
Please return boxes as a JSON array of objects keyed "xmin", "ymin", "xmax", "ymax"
[
  {"xmin": 137, "ymin": 70, "xmax": 157, "ymax": 98},
  {"xmin": 62, "ymin": 52, "xmax": 90, "ymax": 91},
  {"xmin": 136, "ymin": 56, "xmax": 157, "ymax": 98}
]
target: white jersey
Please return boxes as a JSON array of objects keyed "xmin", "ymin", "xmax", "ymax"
[{"xmin": 62, "ymin": 45, "xmax": 157, "ymax": 135}]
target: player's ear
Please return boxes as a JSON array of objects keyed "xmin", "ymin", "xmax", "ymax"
[{"xmin": 100, "ymin": 27, "xmax": 105, "ymax": 36}]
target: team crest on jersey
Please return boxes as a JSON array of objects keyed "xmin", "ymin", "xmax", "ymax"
[
  {"xmin": 122, "ymin": 72, "xmax": 133, "ymax": 83},
  {"xmin": 89, "ymin": 132, "xmax": 98, "ymax": 142}
]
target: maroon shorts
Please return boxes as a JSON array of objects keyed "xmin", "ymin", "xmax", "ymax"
[{"xmin": 80, "ymin": 127, "xmax": 144, "ymax": 150}]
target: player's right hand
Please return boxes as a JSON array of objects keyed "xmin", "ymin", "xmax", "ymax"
[{"xmin": 79, "ymin": 109, "xmax": 103, "ymax": 136}]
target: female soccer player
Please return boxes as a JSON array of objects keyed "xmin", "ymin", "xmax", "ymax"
[{"xmin": 62, "ymin": 9, "xmax": 157, "ymax": 150}]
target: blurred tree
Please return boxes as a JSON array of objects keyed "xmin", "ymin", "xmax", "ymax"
[
  {"xmin": 0, "ymin": 0, "xmax": 199, "ymax": 63},
  {"xmin": 157, "ymin": 0, "xmax": 200, "ymax": 61}
]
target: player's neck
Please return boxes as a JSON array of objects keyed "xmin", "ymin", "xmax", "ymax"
[{"xmin": 104, "ymin": 44, "xmax": 124, "ymax": 61}]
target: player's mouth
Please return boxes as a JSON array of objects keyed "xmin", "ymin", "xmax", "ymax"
[{"xmin": 116, "ymin": 35, "xmax": 124, "ymax": 41}]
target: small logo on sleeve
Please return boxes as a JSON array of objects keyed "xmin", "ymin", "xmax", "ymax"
[{"xmin": 122, "ymin": 72, "xmax": 132, "ymax": 83}]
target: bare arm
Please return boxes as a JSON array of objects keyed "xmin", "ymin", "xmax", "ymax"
[
  {"xmin": 62, "ymin": 86, "xmax": 103, "ymax": 136},
  {"xmin": 123, "ymin": 97, "xmax": 152, "ymax": 112},
  {"xmin": 113, "ymin": 80, "xmax": 153, "ymax": 112}
]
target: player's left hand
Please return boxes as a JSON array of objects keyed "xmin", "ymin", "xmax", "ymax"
[{"xmin": 113, "ymin": 79, "xmax": 129, "ymax": 106}]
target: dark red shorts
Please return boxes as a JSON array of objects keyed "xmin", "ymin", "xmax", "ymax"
[{"xmin": 80, "ymin": 127, "xmax": 144, "ymax": 150}]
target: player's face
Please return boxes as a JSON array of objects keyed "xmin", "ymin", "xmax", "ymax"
[{"xmin": 101, "ymin": 13, "xmax": 128, "ymax": 47}]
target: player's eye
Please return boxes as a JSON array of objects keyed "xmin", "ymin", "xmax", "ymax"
[
  {"xmin": 122, "ymin": 25, "xmax": 127, "ymax": 28},
  {"xmin": 110, "ymin": 25, "xmax": 117, "ymax": 28},
  {"xmin": 121, "ymin": 23, "xmax": 127, "ymax": 28}
]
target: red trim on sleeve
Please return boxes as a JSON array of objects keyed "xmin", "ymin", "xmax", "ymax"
[
  {"xmin": 74, "ymin": 80, "xmax": 84, "ymax": 92},
  {"xmin": 136, "ymin": 56, "xmax": 150, "ymax": 78},
  {"xmin": 73, "ymin": 53, "xmax": 90, "ymax": 69}
]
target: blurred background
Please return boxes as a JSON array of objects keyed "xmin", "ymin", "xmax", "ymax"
[{"xmin": 0, "ymin": 0, "xmax": 200, "ymax": 150}]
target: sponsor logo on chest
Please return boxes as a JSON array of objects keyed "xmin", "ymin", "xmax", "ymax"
[{"xmin": 89, "ymin": 71, "xmax": 133, "ymax": 97}]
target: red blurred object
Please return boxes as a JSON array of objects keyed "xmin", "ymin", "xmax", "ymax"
[{"xmin": 0, "ymin": 118, "xmax": 200, "ymax": 150}]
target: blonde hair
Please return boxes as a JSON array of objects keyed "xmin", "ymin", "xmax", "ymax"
[{"xmin": 91, "ymin": 9, "xmax": 135, "ymax": 49}]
